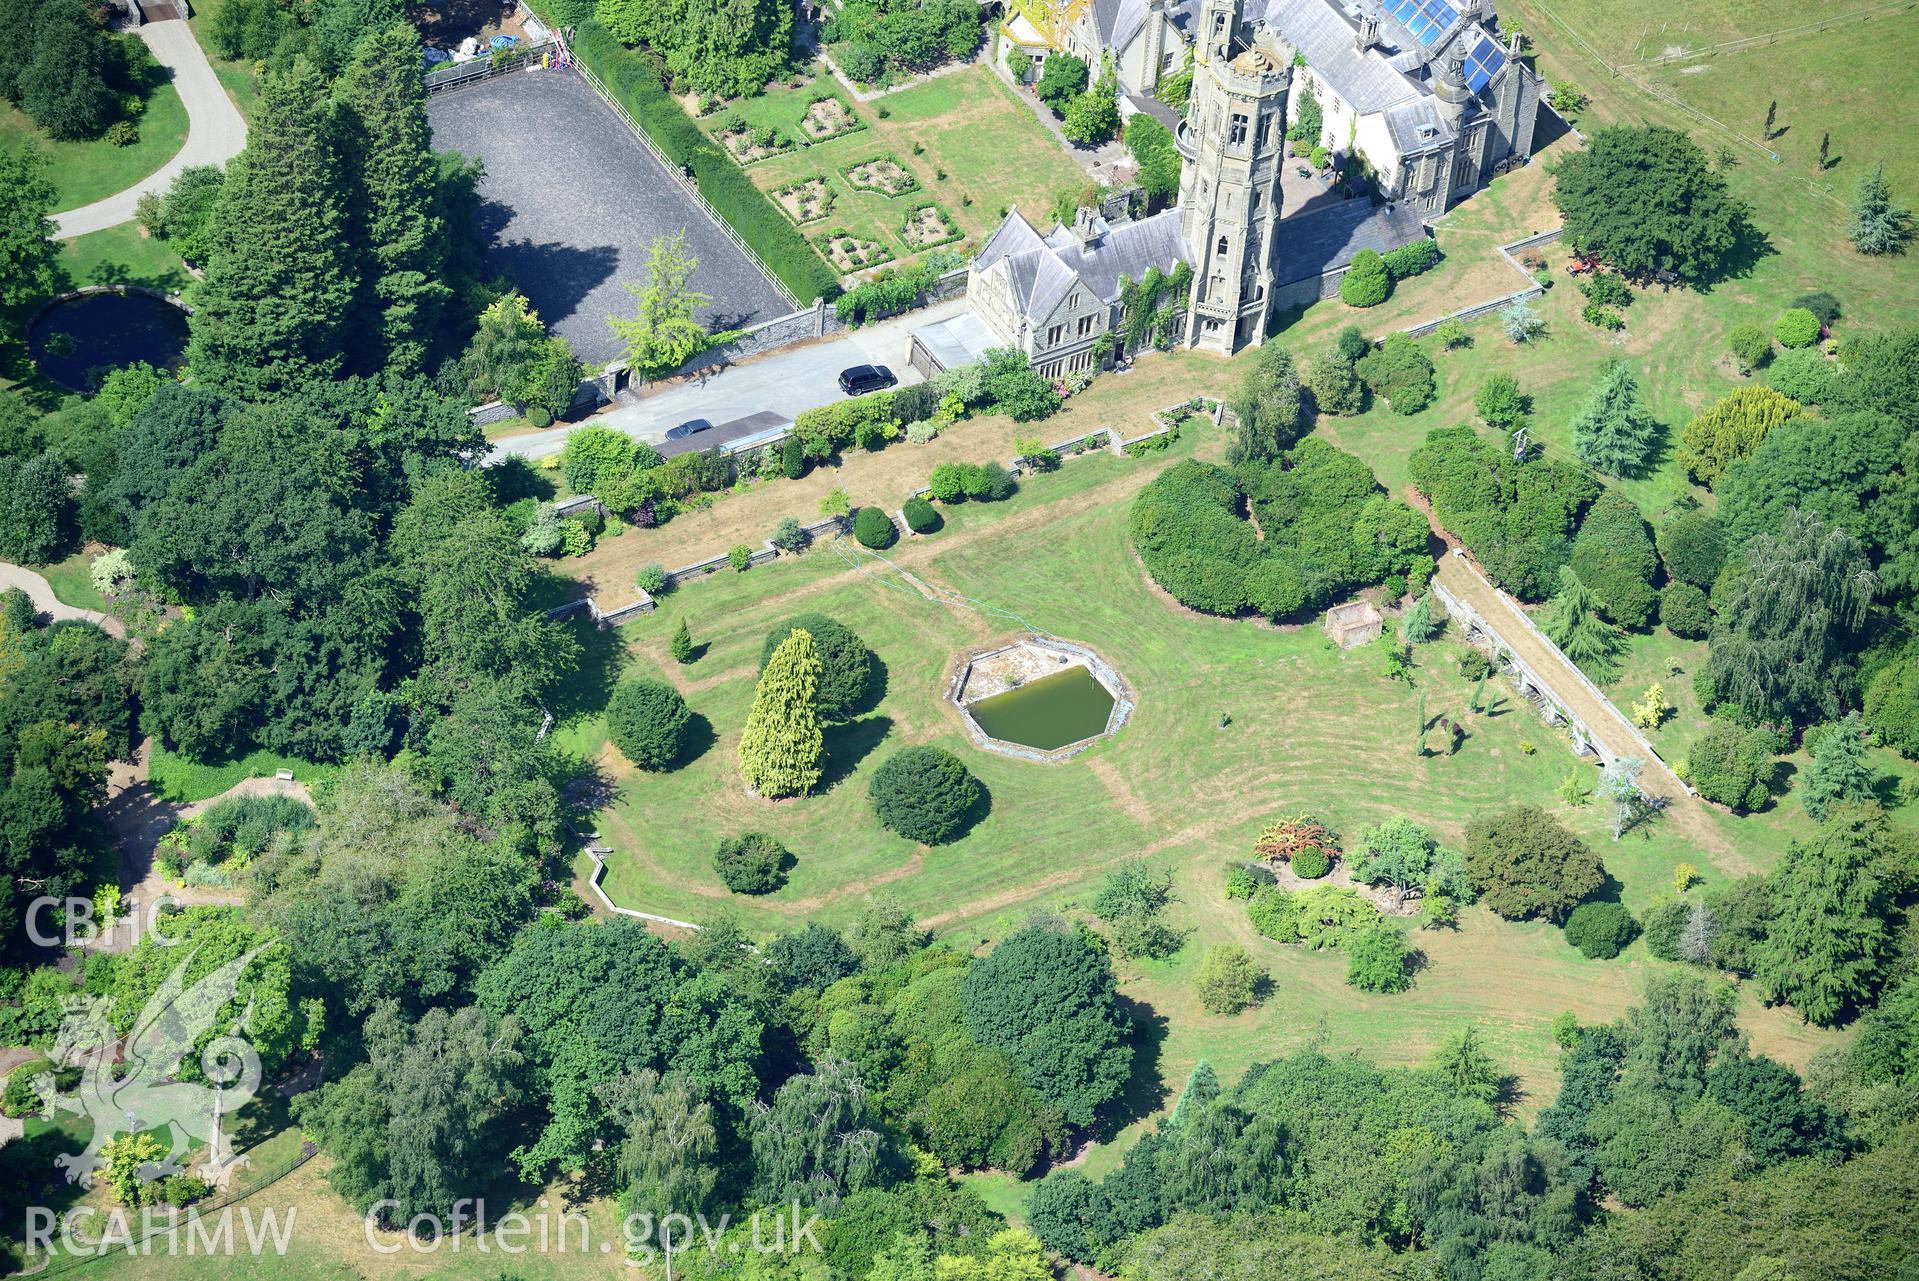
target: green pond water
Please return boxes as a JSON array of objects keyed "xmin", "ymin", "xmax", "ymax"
[{"xmin": 968, "ymin": 664, "xmax": 1115, "ymax": 751}]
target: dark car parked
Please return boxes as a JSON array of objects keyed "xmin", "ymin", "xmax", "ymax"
[
  {"xmin": 838, "ymin": 364, "xmax": 896, "ymax": 396},
  {"xmin": 665, "ymin": 418, "xmax": 714, "ymax": 441}
]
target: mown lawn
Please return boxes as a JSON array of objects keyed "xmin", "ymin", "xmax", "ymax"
[
  {"xmin": 35, "ymin": 548, "xmax": 109, "ymax": 611},
  {"xmin": 568, "ymin": 412, "xmax": 1839, "ymax": 1120},
  {"xmin": 57, "ymin": 222, "xmax": 193, "ymax": 294},
  {"xmin": 697, "ymin": 63, "xmax": 1088, "ymax": 281},
  {"xmin": 148, "ymin": 746, "xmax": 341, "ymax": 804},
  {"xmin": 0, "ymin": 39, "xmax": 190, "ymax": 212}
]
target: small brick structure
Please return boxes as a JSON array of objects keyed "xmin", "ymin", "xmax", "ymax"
[{"xmin": 1324, "ymin": 600, "xmax": 1384, "ymax": 649}]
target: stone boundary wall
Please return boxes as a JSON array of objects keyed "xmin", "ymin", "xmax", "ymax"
[
  {"xmin": 1401, "ymin": 227, "xmax": 1564, "ymax": 339},
  {"xmin": 946, "ymin": 635, "xmax": 1136, "ymax": 764}
]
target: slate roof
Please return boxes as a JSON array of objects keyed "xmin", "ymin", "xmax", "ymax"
[
  {"xmin": 1273, "ymin": 198, "xmax": 1429, "ymax": 287},
  {"xmin": 1255, "ymin": 0, "xmax": 1421, "ymax": 113},
  {"xmin": 1093, "ymin": 0, "xmax": 1149, "ymax": 49},
  {"xmin": 978, "ymin": 209, "xmax": 1191, "ymax": 322},
  {"xmin": 1383, "ymin": 97, "xmax": 1453, "ymax": 153}
]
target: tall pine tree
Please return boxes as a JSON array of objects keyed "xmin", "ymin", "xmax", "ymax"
[
  {"xmin": 334, "ymin": 22, "xmax": 449, "ymax": 376},
  {"xmin": 1755, "ymin": 807, "xmax": 1891, "ymax": 1026},
  {"xmin": 1849, "ymin": 163, "xmax": 1912, "ymax": 256},
  {"xmin": 1570, "ymin": 360, "xmax": 1660, "ymax": 478},
  {"xmin": 1541, "ymin": 566, "xmax": 1627, "ymax": 678},
  {"xmin": 1800, "ymin": 713, "xmax": 1875, "ymax": 821},
  {"xmin": 738, "ymin": 629, "xmax": 823, "ymax": 798},
  {"xmin": 188, "ymin": 58, "xmax": 356, "ymax": 401}
]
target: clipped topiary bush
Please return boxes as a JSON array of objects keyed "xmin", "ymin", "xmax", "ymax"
[
  {"xmin": 714, "ymin": 832, "xmax": 789, "ymax": 894},
  {"xmin": 1727, "ymin": 321, "xmax": 1772, "ymax": 372},
  {"xmin": 871, "ymin": 745, "xmax": 981, "ymax": 844},
  {"xmin": 1290, "ymin": 845, "xmax": 1331, "ymax": 879},
  {"xmin": 1339, "ymin": 249, "xmax": 1391, "ymax": 307},
  {"xmin": 1767, "ymin": 347, "xmax": 1833, "ymax": 404},
  {"xmin": 607, "ymin": 679, "xmax": 693, "ymax": 770},
  {"xmin": 902, "ymin": 495, "xmax": 941, "ymax": 534},
  {"xmin": 1382, "ymin": 237, "xmax": 1441, "ymax": 280},
  {"xmin": 853, "ymin": 505, "xmax": 896, "ymax": 549},
  {"xmin": 1772, "ymin": 306, "xmax": 1821, "ymax": 349},
  {"xmin": 1562, "ymin": 900, "xmax": 1638, "ymax": 959},
  {"xmin": 1661, "ymin": 581, "xmax": 1710, "ymax": 638},
  {"xmin": 760, "ymin": 614, "xmax": 875, "ymax": 720}
]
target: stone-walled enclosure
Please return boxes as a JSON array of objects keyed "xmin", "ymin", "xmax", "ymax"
[{"xmin": 948, "ymin": 636, "xmax": 1133, "ymax": 762}]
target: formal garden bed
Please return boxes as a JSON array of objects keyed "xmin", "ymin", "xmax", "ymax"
[
  {"xmin": 900, "ymin": 202, "xmax": 962, "ymax": 249},
  {"xmin": 774, "ymin": 176, "xmax": 836, "ymax": 224},
  {"xmin": 801, "ymin": 94, "xmax": 863, "ymax": 141},
  {"xmin": 815, "ymin": 229, "xmax": 895, "ymax": 272},
  {"xmin": 719, "ymin": 116, "xmax": 799, "ymax": 164},
  {"xmin": 842, "ymin": 153, "xmax": 923, "ymax": 197}
]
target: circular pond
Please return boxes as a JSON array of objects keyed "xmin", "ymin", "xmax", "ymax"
[
  {"xmin": 952, "ymin": 637, "xmax": 1132, "ymax": 761},
  {"xmin": 27, "ymin": 290, "xmax": 189, "ymax": 392}
]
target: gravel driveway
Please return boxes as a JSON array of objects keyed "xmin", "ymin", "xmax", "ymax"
[{"xmin": 428, "ymin": 67, "xmax": 790, "ymax": 365}]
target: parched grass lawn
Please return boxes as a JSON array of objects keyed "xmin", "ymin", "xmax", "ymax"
[
  {"xmin": 1505, "ymin": 0, "xmax": 1919, "ymax": 333},
  {"xmin": 0, "ymin": 44, "xmax": 189, "ymax": 212},
  {"xmin": 699, "ymin": 63, "xmax": 1088, "ymax": 281},
  {"xmin": 58, "ymin": 222, "xmax": 193, "ymax": 294},
  {"xmin": 148, "ymin": 745, "xmax": 341, "ymax": 804},
  {"xmin": 187, "ymin": 0, "xmax": 266, "ymax": 120},
  {"xmin": 569, "ymin": 412, "xmax": 1837, "ymax": 1121}
]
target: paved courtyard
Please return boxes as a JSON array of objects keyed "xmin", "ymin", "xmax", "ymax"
[{"xmin": 427, "ymin": 67, "xmax": 790, "ymax": 365}]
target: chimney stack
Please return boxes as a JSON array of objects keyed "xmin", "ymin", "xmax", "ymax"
[{"xmin": 1356, "ymin": 14, "xmax": 1380, "ymax": 50}]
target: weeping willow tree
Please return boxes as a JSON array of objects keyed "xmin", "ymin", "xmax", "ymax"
[
  {"xmin": 1701, "ymin": 509, "xmax": 1877, "ymax": 726},
  {"xmin": 1540, "ymin": 566, "xmax": 1627, "ymax": 678}
]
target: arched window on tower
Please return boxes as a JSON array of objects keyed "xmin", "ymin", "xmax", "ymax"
[{"xmin": 1216, "ymin": 236, "xmax": 1229, "ymax": 257}]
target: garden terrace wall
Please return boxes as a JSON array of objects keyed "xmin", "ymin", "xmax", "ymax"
[
  {"xmin": 1400, "ymin": 228, "xmax": 1564, "ymax": 339},
  {"xmin": 540, "ymin": 12, "xmax": 841, "ymax": 304}
]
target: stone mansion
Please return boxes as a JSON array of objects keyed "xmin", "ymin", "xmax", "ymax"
[{"xmin": 955, "ymin": 0, "xmax": 1539, "ymax": 368}]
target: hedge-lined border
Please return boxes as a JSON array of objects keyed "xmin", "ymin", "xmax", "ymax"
[
  {"xmin": 813, "ymin": 229, "xmax": 895, "ymax": 273},
  {"xmin": 840, "ymin": 153, "xmax": 924, "ymax": 198},
  {"xmin": 550, "ymin": 13, "xmax": 841, "ymax": 303},
  {"xmin": 899, "ymin": 202, "xmax": 962, "ymax": 251},
  {"xmin": 772, "ymin": 176, "xmax": 837, "ymax": 225},
  {"xmin": 798, "ymin": 93, "xmax": 866, "ymax": 143}
]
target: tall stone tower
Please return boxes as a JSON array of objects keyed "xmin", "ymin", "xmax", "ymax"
[{"xmin": 1176, "ymin": 0, "xmax": 1290, "ymax": 354}]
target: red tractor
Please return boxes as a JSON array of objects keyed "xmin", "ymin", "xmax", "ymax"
[{"xmin": 1566, "ymin": 254, "xmax": 1601, "ymax": 276}]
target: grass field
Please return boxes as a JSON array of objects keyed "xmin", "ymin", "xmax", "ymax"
[
  {"xmin": 697, "ymin": 63, "xmax": 1090, "ymax": 282},
  {"xmin": 56, "ymin": 223, "xmax": 194, "ymax": 295},
  {"xmin": 35, "ymin": 548, "xmax": 110, "ymax": 612},
  {"xmin": 1506, "ymin": 0, "xmax": 1919, "ymax": 332},
  {"xmin": 147, "ymin": 746, "xmax": 341, "ymax": 805},
  {"xmin": 0, "ymin": 39, "xmax": 190, "ymax": 213}
]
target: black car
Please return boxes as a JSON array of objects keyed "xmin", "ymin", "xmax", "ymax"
[
  {"xmin": 838, "ymin": 364, "xmax": 896, "ymax": 396},
  {"xmin": 665, "ymin": 418, "xmax": 714, "ymax": 441}
]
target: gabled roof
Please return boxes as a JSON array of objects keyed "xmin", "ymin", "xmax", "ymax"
[
  {"xmin": 1383, "ymin": 97, "xmax": 1453, "ymax": 153},
  {"xmin": 977, "ymin": 208, "xmax": 1190, "ymax": 323},
  {"xmin": 1093, "ymin": 0, "xmax": 1150, "ymax": 50},
  {"xmin": 1256, "ymin": 0, "xmax": 1423, "ymax": 114}
]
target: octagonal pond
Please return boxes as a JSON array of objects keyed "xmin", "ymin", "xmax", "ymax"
[{"xmin": 968, "ymin": 665, "xmax": 1116, "ymax": 752}]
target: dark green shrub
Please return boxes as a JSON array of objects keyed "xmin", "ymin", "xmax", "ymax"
[
  {"xmin": 527, "ymin": 406, "xmax": 553, "ymax": 428},
  {"xmin": 1337, "ymin": 326, "xmax": 1371, "ymax": 361},
  {"xmin": 1290, "ymin": 846, "xmax": 1331, "ymax": 878},
  {"xmin": 902, "ymin": 495, "xmax": 940, "ymax": 533},
  {"xmin": 871, "ymin": 746, "xmax": 981, "ymax": 843},
  {"xmin": 1686, "ymin": 720, "xmax": 1777, "ymax": 811},
  {"xmin": 978, "ymin": 462, "xmax": 1016, "ymax": 501},
  {"xmin": 1562, "ymin": 901, "xmax": 1638, "ymax": 958},
  {"xmin": 853, "ymin": 505, "xmax": 896, "ymax": 549},
  {"xmin": 781, "ymin": 435, "xmax": 806, "ymax": 479},
  {"xmin": 1767, "ymin": 348, "xmax": 1832, "ymax": 404},
  {"xmin": 1382, "ymin": 238, "xmax": 1441, "ymax": 279},
  {"xmin": 760, "ymin": 614, "xmax": 875, "ymax": 720},
  {"xmin": 607, "ymin": 679, "xmax": 692, "ymax": 769},
  {"xmin": 1661, "ymin": 582, "xmax": 1710, "ymax": 637},
  {"xmin": 1864, "ymin": 641, "xmax": 1919, "ymax": 759},
  {"xmin": 1568, "ymin": 491, "xmax": 1659, "ymax": 629},
  {"xmin": 714, "ymin": 832, "xmax": 788, "ymax": 894},
  {"xmin": 1640, "ymin": 899, "xmax": 1691, "ymax": 961},
  {"xmin": 1410, "ymin": 426, "xmax": 1599, "ymax": 601},
  {"xmin": 1339, "ymin": 249, "xmax": 1391, "ymax": 307},
  {"xmin": 1787, "ymin": 291, "xmax": 1841, "ymax": 326},
  {"xmin": 1459, "ymin": 649, "xmax": 1494, "ymax": 680},
  {"xmin": 1356, "ymin": 334, "xmax": 1435, "ymax": 414},
  {"xmin": 1345, "ymin": 927, "xmax": 1413, "ymax": 992},
  {"xmin": 1656, "ymin": 509, "xmax": 1726, "ymax": 588}
]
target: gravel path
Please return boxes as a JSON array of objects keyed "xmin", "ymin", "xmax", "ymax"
[
  {"xmin": 54, "ymin": 20, "xmax": 248, "ymax": 239},
  {"xmin": 428, "ymin": 66, "xmax": 789, "ymax": 365}
]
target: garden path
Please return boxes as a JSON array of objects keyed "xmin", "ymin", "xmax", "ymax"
[
  {"xmin": 53, "ymin": 20, "xmax": 248, "ymax": 239},
  {"xmin": 0, "ymin": 562, "xmax": 123, "ymax": 637}
]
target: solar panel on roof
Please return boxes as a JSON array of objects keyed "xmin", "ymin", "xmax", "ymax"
[
  {"xmin": 1381, "ymin": 0, "xmax": 1460, "ymax": 45},
  {"xmin": 1461, "ymin": 35, "xmax": 1506, "ymax": 91}
]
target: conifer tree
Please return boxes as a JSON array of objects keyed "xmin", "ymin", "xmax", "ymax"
[
  {"xmin": 1570, "ymin": 360, "xmax": 1660, "ymax": 478},
  {"xmin": 1754, "ymin": 808, "xmax": 1891, "ymax": 1025},
  {"xmin": 1800, "ymin": 713, "xmax": 1875, "ymax": 821},
  {"xmin": 738, "ymin": 629, "xmax": 823, "ymax": 798},
  {"xmin": 188, "ymin": 58, "xmax": 356, "ymax": 400},
  {"xmin": 670, "ymin": 616, "xmax": 694, "ymax": 665},
  {"xmin": 1540, "ymin": 566, "xmax": 1626, "ymax": 678},
  {"xmin": 334, "ymin": 21, "xmax": 449, "ymax": 376},
  {"xmin": 1849, "ymin": 162, "xmax": 1912, "ymax": 256},
  {"xmin": 1166, "ymin": 1061, "xmax": 1220, "ymax": 1130}
]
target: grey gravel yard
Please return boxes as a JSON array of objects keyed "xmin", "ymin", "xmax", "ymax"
[{"xmin": 427, "ymin": 67, "xmax": 790, "ymax": 365}]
